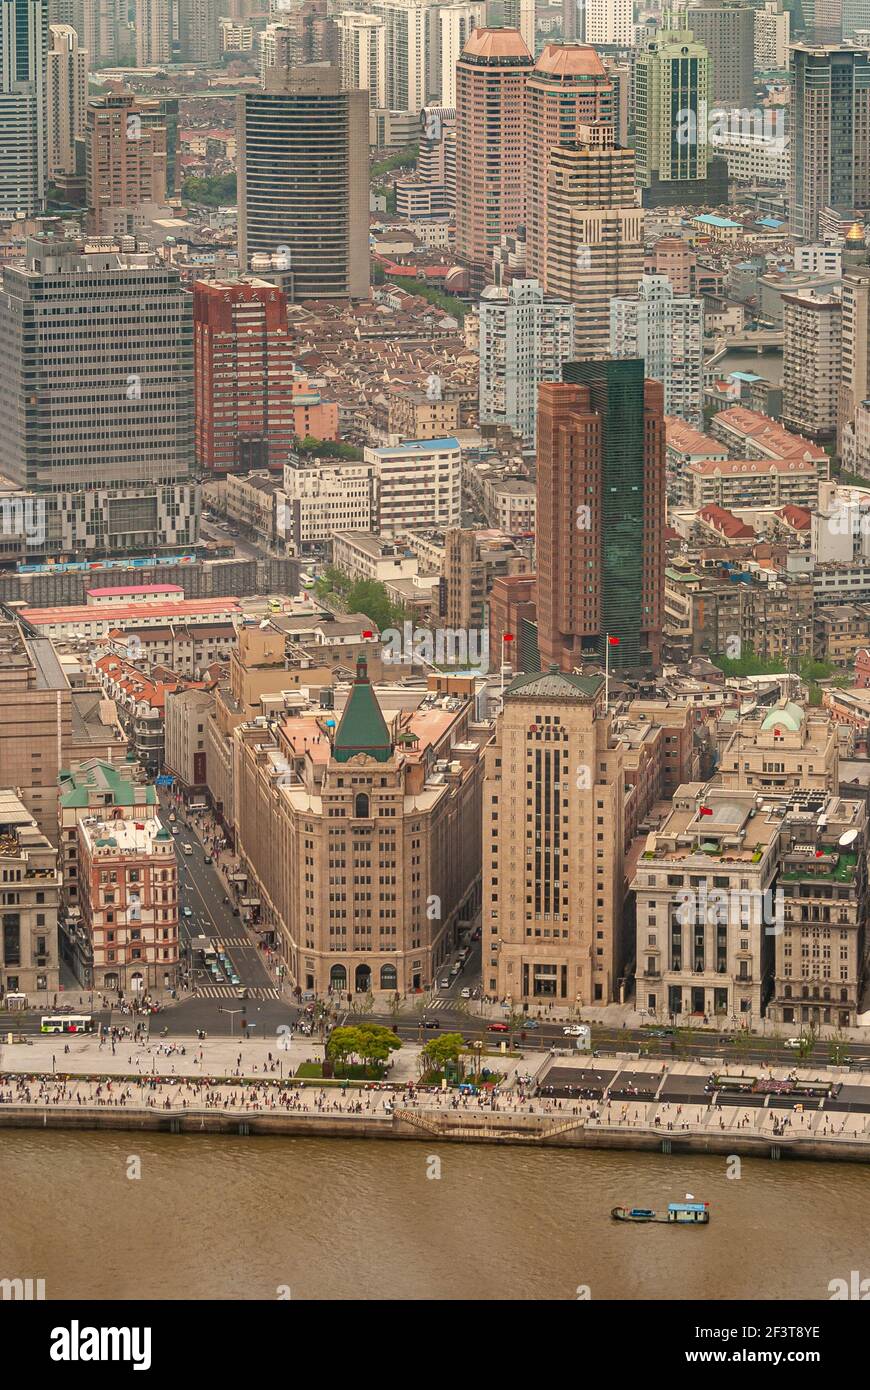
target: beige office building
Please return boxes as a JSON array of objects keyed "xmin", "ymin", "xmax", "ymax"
[
  {"xmin": 545, "ymin": 124, "xmax": 644, "ymax": 358},
  {"xmin": 0, "ymin": 790, "xmax": 60, "ymax": 997},
  {"xmin": 632, "ymin": 784, "xmax": 780, "ymax": 1023},
  {"xmin": 714, "ymin": 701, "xmax": 839, "ymax": 794},
  {"xmin": 484, "ymin": 668, "xmax": 625, "ymax": 1007},
  {"xmin": 782, "ymin": 290, "xmax": 842, "ymax": 443},
  {"xmin": 47, "ymin": 25, "xmax": 88, "ymax": 180},
  {"xmin": 234, "ymin": 661, "xmax": 484, "ymax": 994},
  {"xmin": 0, "ymin": 617, "xmax": 72, "ymax": 843}
]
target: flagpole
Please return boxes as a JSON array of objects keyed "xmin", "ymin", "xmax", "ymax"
[{"xmin": 605, "ymin": 633, "xmax": 609, "ymax": 711}]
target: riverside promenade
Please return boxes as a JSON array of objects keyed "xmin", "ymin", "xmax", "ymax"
[{"xmin": 3, "ymin": 1035, "xmax": 870, "ymax": 1162}]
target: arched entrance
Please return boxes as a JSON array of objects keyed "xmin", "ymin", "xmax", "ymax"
[
  {"xmin": 130, "ymin": 972, "xmax": 144, "ymax": 994},
  {"xmin": 104, "ymin": 973, "xmax": 119, "ymax": 992},
  {"xmin": 329, "ymin": 964, "xmax": 347, "ymax": 993},
  {"xmin": 380, "ymin": 963, "xmax": 397, "ymax": 991},
  {"xmin": 355, "ymin": 963, "xmax": 371, "ymax": 993}
]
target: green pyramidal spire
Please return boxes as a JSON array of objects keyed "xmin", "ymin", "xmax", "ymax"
[{"xmin": 332, "ymin": 655, "xmax": 392, "ymax": 763}]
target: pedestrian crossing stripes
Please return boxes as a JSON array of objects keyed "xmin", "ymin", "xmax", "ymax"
[
  {"xmin": 210, "ymin": 936, "xmax": 250, "ymax": 947},
  {"xmin": 428, "ymin": 997, "xmax": 453, "ymax": 1009},
  {"xmin": 194, "ymin": 985, "xmax": 281, "ymax": 1001}
]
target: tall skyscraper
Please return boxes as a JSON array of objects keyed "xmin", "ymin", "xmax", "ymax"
[
  {"xmin": 525, "ymin": 42, "xmax": 613, "ymax": 285},
  {"xmin": 782, "ymin": 289, "xmax": 842, "ymax": 441},
  {"xmin": 609, "ymin": 273, "xmax": 704, "ymax": 425},
  {"xmin": 545, "ymin": 122, "xmax": 644, "ymax": 357},
  {"xmin": 0, "ymin": 0, "xmax": 47, "ymax": 216},
  {"xmin": 483, "ymin": 668, "xmax": 625, "ymax": 1006},
  {"xmin": 789, "ymin": 42, "xmax": 870, "ymax": 242},
  {"xmin": 494, "ymin": 0, "xmax": 535, "ymax": 51},
  {"xmin": 754, "ymin": 0, "xmax": 790, "ymax": 69},
  {"xmin": 455, "ymin": 26, "xmax": 533, "ymax": 287},
  {"xmin": 436, "ymin": 1, "xmax": 484, "ymax": 105},
  {"xmin": 237, "ymin": 62, "xmax": 369, "ymax": 299},
  {"xmin": 586, "ymin": 0, "xmax": 634, "ymax": 46},
  {"xmin": 338, "ymin": 11, "xmax": 387, "ymax": 108},
  {"xmin": 134, "ymin": 0, "xmax": 170, "ymax": 64},
  {"xmin": 838, "ymin": 224, "xmax": 870, "ymax": 456},
  {"xmin": 686, "ymin": 0, "xmax": 755, "ymax": 108},
  {"xmin": 371, "ymin": 0, "xmax": 436, "ymax": 112},
  {"xmin": 633, "ymin": 23, "xmax": 728, "ymax": 206},
  {"xmin": 0, "ymin": 236, "xmax": 198, "ymax": 556},
  {"xmin": 46, "ymin": 23, "xmax": 86, "ymax": 179},
  {"xmin": 83, "ymin": 0, "xmax": 122, "ymax": 65},
  {"xmin": 562, "ymin": 0, "xmax": 578, "ymax": 41},
  {"xmin": 193, "ymin": 278, "xmax": 297, "ymax": 474},
  {"xmin": 536, "ymin": 360, "xmax": 665, "ymax": 670},
  {"xmin": 85, "ymin": 92, "xmax": 167, "ymax": 232},
  {"xmin": 178, "ymin": 0, "xmax": 220, "ymax": 63},
  {"xmin": 479, "ymin": 278, "xmax": 576, "ymax": 445}
]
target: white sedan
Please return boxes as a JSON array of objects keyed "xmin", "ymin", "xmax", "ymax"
[
  {"xmin": 563, "ymin": 1025, "xmax": 585, "ymax": 1037},
  {"xmin": 783, "ymin": 1038, "xmax": 803, "ymax": 1050}
]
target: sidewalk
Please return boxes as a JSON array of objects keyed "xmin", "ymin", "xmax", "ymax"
[{"xmin": 0, "ymin": 1032, "xmax": 545, "ymax": 1085}]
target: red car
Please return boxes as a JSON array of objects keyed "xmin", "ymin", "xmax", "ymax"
[{"xmin": 488, "ymin": 1022, "xmax": 509, "ymax": 1033}]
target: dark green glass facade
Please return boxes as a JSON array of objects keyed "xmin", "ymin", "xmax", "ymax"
[{"xmin": 562, "ymin": 358, "xmax": 647, "ymax": 669}]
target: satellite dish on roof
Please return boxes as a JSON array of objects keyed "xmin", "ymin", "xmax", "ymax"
[{"xmin": 839, "ymin": 828, "xmax": 859, "ymax": 847}]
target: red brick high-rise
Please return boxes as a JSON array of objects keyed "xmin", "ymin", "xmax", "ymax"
[
  {"xmin": 193, "ymin": 278, "xmax": 296, "ymax": 475},
  {"xmin": 536, "ymin": 360, "xmax": 665, "ymax": 673},
  {"xmin": 455, "ymin": 27, "xmax": 533, "ymax": 290}
]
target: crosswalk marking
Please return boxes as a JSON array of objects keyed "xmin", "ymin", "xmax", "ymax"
[{"xmin": 194, "ymin": 985, "xmax": 281, "ymax": 1001}]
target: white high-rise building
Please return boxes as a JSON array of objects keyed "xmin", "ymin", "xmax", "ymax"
[
  {"xmin": 437, "ymin": 1, "xmax": 484, "ymax": 106},
  {"xmin": 754, "ymin": 0, "xmax": 789, "ymax": 69},
  {"xmin": 47, "ymin": 23, "xmax": 87, "ymax": 178},
  {"xmin": 585, "ymin": 0, "xmax": 634, "ymax": 46},
  {"xmin": 371, "ymin": 0, "xmax": 436, "ymax": 112},
  {"xmin": 365, "ymin": 437, "xmax": 461, "ymax": 536},
  {"xmin": 338, "ymin": 11, "xmax": 386, "ymax": 108},
  {"xmin": 610, "ymin": 274, "xmax": 704, "ymax": 426},
  {"xmin": 479, "ymin": 278, "xmax": 576, "ymax": 446},
  {"xmin": 0, "ymin": 0, "xmax": 47, "ymax": 217}
]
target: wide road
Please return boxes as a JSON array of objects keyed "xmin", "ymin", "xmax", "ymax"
[{"xmin": 155, "ymin": 789, "xmax": 290, "ymax": 1038}]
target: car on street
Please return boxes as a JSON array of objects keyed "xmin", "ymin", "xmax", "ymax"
[
  {"xmin": 182, "ymin": 906, "xmax": 193, "ymax": 918},
  {"xmin": 647, "ymin": 1027, "xmax": 675, "ymax": 1037},
  {"xmin": 784, "ymin": 1038, "xmax": 803, "ymax": 1050},
  {"xmin": 439, "ymin": 977, "xmax": 450, "ymax": 989},
  {"xmin": 182, "ymin": 844, "xmax": 193, "ymax": 855},
  {"xmin": 563, "ymin": 1025, "xmax": 584, "ymax": 1036},
  {"xmin": 422, "ymin": 1018, "xmax": 440, "ymax": 1028},
  {"xmin": 522, "ymin": 1018, "xmax": 540, "ymax": 1028},
  {"xmin": 460, "ymin": 987, "xmax": 471, "ymax": 998},
  {"xmin": 488, "ymin": 1022, "xmax": 509, "ymax": 1033},
  {"xmin": 229, "ymin": 973, "xmax": 240, "ymax": 986},
  {"xmin": 204, "ymin": 855, "xmax": 213, "ymax": 865}
]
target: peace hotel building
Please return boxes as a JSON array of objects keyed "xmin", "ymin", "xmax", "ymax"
[
  {"xmin": 234, "ymin": 662, "xmax": 484, "ymax": 994},
  {"xmin": 483, "ymin": 669, "xmax": 625, "ymax": 1007}
]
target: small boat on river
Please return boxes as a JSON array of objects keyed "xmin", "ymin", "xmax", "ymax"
[{"xmin": 611, "ymin": 1201, "xmax": 710, "ymax": 1225}]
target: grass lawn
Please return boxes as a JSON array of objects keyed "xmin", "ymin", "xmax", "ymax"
[{"xmin": 295, "ymin": 1061, "xmax": 385, "ymax": 1081}]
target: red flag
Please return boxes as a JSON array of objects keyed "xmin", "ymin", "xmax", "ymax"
[
  {"xmin": 361, "ymin": 630, "xmax": 374, "ymax": 639},
  {"xmin": 699, "ymin": 805, "xmax": 713, "ymax": 816},
  {"xmin": 503, "ymin": 632, "xmax": 515, "ymax": 642},
  {"xmin": 608, "ymin": 635, "xmax": 620, "ymax": 646},
  {"xmin": 815, "ymin": 849, "xmax": 824, "ymax": 858}
]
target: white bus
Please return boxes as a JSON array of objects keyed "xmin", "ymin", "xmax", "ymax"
[{"xmin": 40, "ymin": 1014, "xmax": 95, "ymax": 1034}]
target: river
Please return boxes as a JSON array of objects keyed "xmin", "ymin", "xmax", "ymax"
[{"xmin": 2, "ymin": 1132, "xmax": 868, "ymax": 1300}]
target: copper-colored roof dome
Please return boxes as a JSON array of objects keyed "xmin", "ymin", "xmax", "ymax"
[
  {"xmin": 532, "ymin": 42, "xmax": 608, "ymax": 78},
  {"xmin": 461, "ymin": 26, "xmax": 533, "ymax": 61}
]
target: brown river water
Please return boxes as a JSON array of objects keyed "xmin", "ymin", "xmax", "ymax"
[{"xmin": 1, "ymin": 1131, "xmax": 867, "ymax": 1300}]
